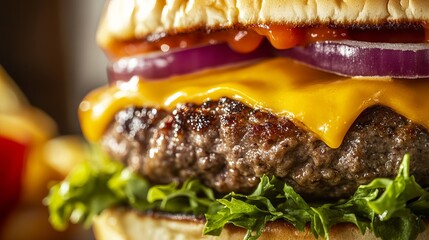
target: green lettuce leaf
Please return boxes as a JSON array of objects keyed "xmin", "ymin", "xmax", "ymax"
[
  {"xmin": 46, "ymin": 151, "xmax": 429, "ymax": 240},
  {"xmin": 44, "ymin": 146, "xmax": 214, "ymax": 230},
  {"xmin": 204, "ymin": 154, "xmax": 428, "ymax": 240}
]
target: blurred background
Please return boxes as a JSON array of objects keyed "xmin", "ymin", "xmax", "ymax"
[
  {"xmin": 0, "ymin": 0, "xmax": 109, "ymax": 239},
  {"xmin": 1, "ymin": 0, "xmax": 108, "ymax": 135}
]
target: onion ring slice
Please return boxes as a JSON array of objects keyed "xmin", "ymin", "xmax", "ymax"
[
  {"xmin": 108, "ymin": 41, "xmax": 273, "ymax": 82},
  {"xmin": 278, "ymin": 40, "xmax": 429, "ymax": 79}
]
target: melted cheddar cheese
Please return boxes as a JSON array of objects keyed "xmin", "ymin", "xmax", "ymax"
[{"xmin": 79, "ymin": 58, "xmax": 429, "ymax": 148}]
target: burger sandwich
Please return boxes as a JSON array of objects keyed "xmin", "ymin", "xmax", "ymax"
[{"xmin": 46, "ymin": 0, "xmax": 429, "ymax": 239}]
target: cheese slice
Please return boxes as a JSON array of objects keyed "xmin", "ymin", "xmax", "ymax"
[{"xmin": 79, "ymin": 58, "xmax": 429, "ymax": 148}]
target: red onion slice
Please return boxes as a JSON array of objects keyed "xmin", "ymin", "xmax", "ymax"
[
  {"xmin": 278, "ymin": 40, "xmax": 429, "ymax": 78},
  {"xmin": 108, "ymin": 41, "xmax": 273, "ymax": 82}
]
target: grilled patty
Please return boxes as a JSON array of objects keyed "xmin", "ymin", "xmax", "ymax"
[{"xmin": 102, "ymin": 98, "xmax": 429, "ymax": 199}]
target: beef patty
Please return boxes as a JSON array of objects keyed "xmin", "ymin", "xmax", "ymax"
[{"xmin": 101, "ymin": 97, "xmax": 429, "ymax": 199}]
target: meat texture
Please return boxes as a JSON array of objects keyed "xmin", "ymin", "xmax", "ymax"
[{"xmin": 102, "ymin": 98, "xmax": 429, "ymax": 199}]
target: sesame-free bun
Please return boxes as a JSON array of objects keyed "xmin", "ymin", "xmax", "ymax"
[
  {"xmin": 93, "ymin": 208, "xmax": 429, "ymax": 240},
  {"xmin": 97, "ymin": 0, "xmax": 429, "ymax": 47}
]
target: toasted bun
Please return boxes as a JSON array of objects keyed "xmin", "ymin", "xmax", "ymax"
[
  {"xmin": 98, "ymin": 0, "xmax": 429, "ymax": 46},
  {"xmin": 93, "ymin": 208, "xmax": 429, "ymax": 240}
]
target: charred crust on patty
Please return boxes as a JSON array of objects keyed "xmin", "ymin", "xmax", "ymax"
[{"xmin": 101, "ymin": 98, "xmax": 429, "ymax": 200}]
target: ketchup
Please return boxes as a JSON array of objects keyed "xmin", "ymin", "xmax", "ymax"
[
  {"xmin": 0, "ymin": 136, "xmax": 27, "ymax": 227},
  {"xmin": 305, "ymin": 26, "xmax": 349, "ymax": 43},
  {"xmin": 105, "ymin": 24, "xmax": 429, "ymax": 59},
  {"xmin": 253, "ymin": 25, "xmax": 305, "ymax": 49},
  {"xmin": 424, "ymin": 22, "xmax": 429, "ymax": 42},
  {"xmin": 349, "ymin": 27, "xmax": 426, "ymax": 43}
]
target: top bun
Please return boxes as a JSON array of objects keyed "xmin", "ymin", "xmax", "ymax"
[{"xmin": 98, "ymin": 0, "xmax": 429, "ymax": 46}]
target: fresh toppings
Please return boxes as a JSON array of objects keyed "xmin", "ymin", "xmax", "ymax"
[
  {"xmin": 205, "ymin": 154, "xmax": 428, "ymax": 240},
  {"xmin": 45, "ymin": 151, "xmax": 429, "ymax": 240},
  {"xmin": 106, "ymin": 25, "xmax": 429, "ymax": 82},
  {"xmin": 107, "ymin": 41, "xmax": 273, "ymax": 82},
  {"xmin": 85, "ymin": 58, "xmax": 429, "ymax": 147},
  {"xmin": 102, "ymin": 24, "xmax": 429, "ymax": 59},
  {"xmin": 44, "ymin": 147, "xmax": 215, "ymax": 231},
  {"xmin": 279, "ymin": 40, "xmax": 429, "ymax": 78}
]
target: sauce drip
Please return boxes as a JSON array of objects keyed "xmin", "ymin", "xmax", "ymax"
[{"xmin": 105, "ymin": 24, "xmax": 429, "ymax": 59}]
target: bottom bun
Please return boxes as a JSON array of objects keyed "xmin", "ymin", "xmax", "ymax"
[{"xmin": 92, "ymin": 208, "xmax": 429, "ymax": 240}]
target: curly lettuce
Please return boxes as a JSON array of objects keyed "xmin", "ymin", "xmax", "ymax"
[{"xmin": 45, "ymin": 152, "xmax": 429, "ymax": 240}]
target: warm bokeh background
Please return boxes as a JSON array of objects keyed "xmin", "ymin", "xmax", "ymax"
[
  {"xmin": 0, "ymin": 0, "xmax": 108, "ymax": 135},
  {"xmin": 0, "ymin": 1, "xmax": 110, "ymax": 239}
]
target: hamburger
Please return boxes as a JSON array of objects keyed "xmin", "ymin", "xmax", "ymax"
[{"xmin": 46, "ymin": 0, "xmax": 429, "ymax": 239}]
